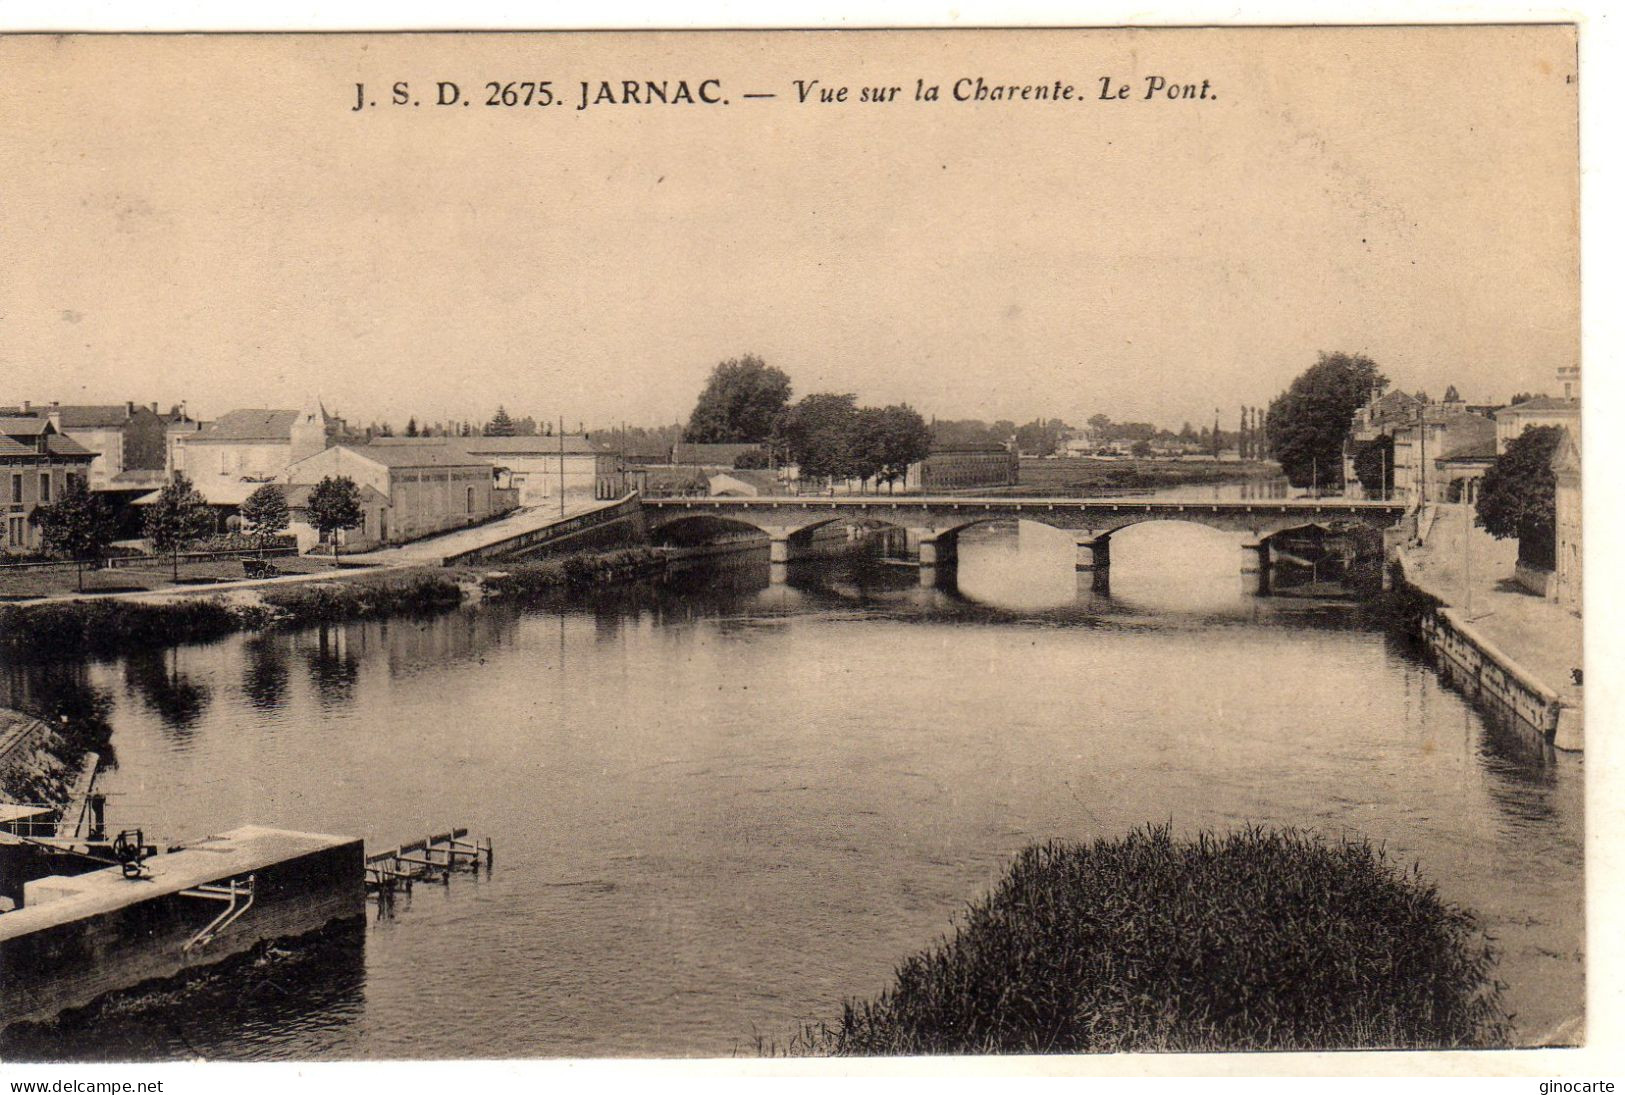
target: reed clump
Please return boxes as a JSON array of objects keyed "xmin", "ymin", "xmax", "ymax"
[{"xmin": 788, "ymin": 825, "xmax": 1511, "ymax": 1054}]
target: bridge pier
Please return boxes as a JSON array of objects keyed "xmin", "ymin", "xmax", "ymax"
[
  {"xmin": 1075, "ymin": 535, "xmax": 1111, "ymax": 596},
  {"xmin": 1241, "ymin": 541, "xmax": 1273, "ymax": 596}
]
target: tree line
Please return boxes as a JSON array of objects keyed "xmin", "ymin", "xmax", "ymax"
[{"xmin": 682, "ymin": 355, "xmax": 933, "ymax": 490}]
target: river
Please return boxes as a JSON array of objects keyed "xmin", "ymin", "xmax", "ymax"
[{"xmin": 0, "ymin": 519, "xmax": 1584, "ymax": 1058}]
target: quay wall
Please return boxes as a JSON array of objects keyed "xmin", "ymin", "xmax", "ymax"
[
  {"xmin": 1390, "ymin": 561, "xmax": 1582, "ymax": 751},
  {"xmin": 444, "ymin": 494, "xmax": 648, "ymax": 566},
  {"xmin": 0, "ymin": 837, "xmax": 364, "ymax": 1027}
]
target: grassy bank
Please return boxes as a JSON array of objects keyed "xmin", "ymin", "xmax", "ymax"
[
  {"xmin": 775, "ymin": 825, "xmax": 1509, "ymax": 1055},
  {"xmin": 0, "ymin": 548, "xmax": 666, "ymax": 661}
]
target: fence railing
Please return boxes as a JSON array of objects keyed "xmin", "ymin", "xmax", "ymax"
[{"xmin": 0, "ymin": 544, "xmax": 298, "ymax": 572}]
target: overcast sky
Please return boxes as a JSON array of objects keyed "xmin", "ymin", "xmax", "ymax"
[{"xmin": 1, "ymin": 27, "xmax": 1577, "ymax": 431}]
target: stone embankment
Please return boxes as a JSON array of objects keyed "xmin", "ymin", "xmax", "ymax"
[{"xmin": 1394, "ymin": 502, "xmax": 1582, "ymax": 750}]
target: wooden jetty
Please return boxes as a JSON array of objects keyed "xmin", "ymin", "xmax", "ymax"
[{"xmin": 365, "ymin": 828, "xmax": 492, "ymax": 897}]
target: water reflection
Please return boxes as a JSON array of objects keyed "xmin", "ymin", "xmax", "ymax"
[
  {"xmin": 300, "ymin": 626, "xmax": 360, "ymax": 707},
  {"xmin": 123, "ymin": 649, "xmax": 211, "ymax": 732},
  {"xmin": 242, "ymin": 635, "xmax": 291, "ymax": 711}
]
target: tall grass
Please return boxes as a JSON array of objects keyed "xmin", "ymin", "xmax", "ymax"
[{"xmin": 781, "ymin": 825, "xmax": 1511, "ymax": 1055}]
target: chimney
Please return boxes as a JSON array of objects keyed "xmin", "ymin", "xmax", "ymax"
[
  {"xmin": 20, "ymin": 400, "xmax": 29, "ymax": 414},
  {"xmin": 150, "ymin": 402, "xmax": 158, "ymax": 414},
  {"xmin": 126, "ymin": 401, "xmax": 135, "ymax": 418}
]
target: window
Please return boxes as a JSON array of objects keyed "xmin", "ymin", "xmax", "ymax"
[
  {"xmin": 467, "ymin": 486, "xmax": 475, "ymax": 513},
  {"xmin": 39, "ymin": 473, "xmax": 50, "ymax": 503},
  {"xmin": 8, "ymin": 515, "xmax": 26, "ymax": 547},
  {"xmin": 9, "ymin": 473, "xmax": 20, "ymax": 504}
]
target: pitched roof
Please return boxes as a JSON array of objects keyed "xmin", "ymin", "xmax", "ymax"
[
  {"xmin": 0, "ymin": 431, "xmax": 97, "ymax": 459},
  {"xmin": 337, "ymin": 443, "xmax": 492, "ymax": 469},
  {"xmin": 194, "ymin": 408, "xmax": 303, "ymax": 442},
  {"xmin": 53, "ymin": 404, "xmax": 144, "ymax": 428},
  {"xmin": 0, "ymin": 415, "xmax": 52, "ymax": 438},
  {"xmin": 1500, "ymin": 397, "xmax": 1581, "ymax": 415}
]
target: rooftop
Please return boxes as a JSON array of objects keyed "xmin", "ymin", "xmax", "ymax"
[{"xmin": 195, "ymin": 408, "xmax": 303, "ymax": 442}]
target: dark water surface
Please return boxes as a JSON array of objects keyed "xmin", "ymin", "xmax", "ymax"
[{"xmin": 1, "ymin": 522, "xmax": 1583, "ymax": 1058}]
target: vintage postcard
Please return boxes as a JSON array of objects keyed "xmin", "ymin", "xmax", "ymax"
[{"xmin": 0, "ymin": 22, "xmax": 1592, "ymax": 1076}]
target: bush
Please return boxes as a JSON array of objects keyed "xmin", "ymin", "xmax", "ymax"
[
  {"xmin": 0, "ymin": 598, "xmax": 242, "ymax": 660},
  {"xmin": 259, "ymin": 571, "xmax": 462, "ymax": 623},
  {"xmin": 786, "ymin": 825, "xmax": 1510, "ymax": 1054},
  {"xmin": 476, "ymin": 547, "xmax": 662, "ymax": 599}
]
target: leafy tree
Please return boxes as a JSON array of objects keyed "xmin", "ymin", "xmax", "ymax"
[
  {"xmin": 780, "ymin": 393, "xmax": 858, "ymax": 485},
  {"xmin": 1351, "ymin": 433, "xmax": 1394, "ymax": 499},
  {"xmin": 239, "ymin": 483, "xmax": 291, "ymax": 547},
  {"xmin": 30, "ymin": 476, "xmax": 116, "ymax": 592},
  {"xmin": 486, "ymin": 405, "xmax": 517, "ymax": 436},
  {"xmin": 732, "ymin": 448, "xmax": 770, "ymax": 470},
  {"xmin": 1264, "ymin": 352, "xmax": 1386, "ymax": 489},
  {"xmin": 405, "ymin": 417, "xmax": 419, "ymax": 437},
  {"xmin": 868, "ymin": 404, "xmax": 933, "ymax": 492},
  {"xmin": 1015, "ymin": 418, "xmax": 1068, "ymax": 456},
  {"xmin": 379, "ymin": 422, "xmax": 394, "ymax": 437},
  {"xmin": 144, "ymin": 472, "xmax": 214, "ymax": 581},
  {"xmin": 1087, "ymin": 413, "xmax": 1113, "ymax": 436},
  {"xmin": 515, "ymin": 415, "xmax": 538, "ymax": 436},
  {"xmin": 1443, "ymin": 385, "xmax": 1461, "ymax": 403},
  {"xmin": 306, "ymin": 475, "xmax": 364, "ymax": 563},
  {"xmin": 1475, "ymin": 425, "xmax": 1562, "ymax": 568},
  {"xmin": 684, "ymin": 354, "xmax": 793, "ymax": 443},
  {"xmin": 1130, "ymin": 440, "xmax": 1154, "ymax": 458}
]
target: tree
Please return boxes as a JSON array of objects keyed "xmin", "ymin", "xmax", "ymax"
[
  {"xmin": 868, "ymin": 404, "xmax": 933, "ymax": 492},
  {"xmin": 306, "ymin": 476, "xmax": 364, "ymax": 563},
  {"xmin": 1476, "ymin": 425, "xmax": 1562, "ymax": 569},
  {"xmin": 144, "ymin": 472, "xmax": 214, "ymax": 581},
  {"xmin": 733, "ymin": 448, "xmax": 770, "ymax": 470},
  {"xmin": 1351, "ymin": 433, "xmax": 1395, "ymax": 500},
  {"xmin": 1443, "ymin": 385, "xmax": 1461, "ymax": 403},
  {"xmin": 486, "ymin": 405, "xmax": 517, "ymax": 436},
  {"xmin": 1130, "ymin": 440, "xmax": 1153, "ymax": 458},
  {"xmin": 30, "ymin": 476, "xmax": 115, "ymax": 592},
  {"xmin": 779, "ymin": 393, "xmax": 859, "ymax": 485},
  {"xmin": 1087, "ymin": 413, "xmax": 1113, "ymax": 436},
  {"xmin": 239, "ymin": 483, "xmax": 291, "ymax": 548},
  {"xmin": 1264, "ymin": 352, "xmax": 1386, "ymax": 490},
  {"xmin": 684, "ymin": 354, "xmax": 793, "ymax": 443},
  {"xmin": 379, "ymin": 421, "xmax": 394, "ymax": 437},
  {"xmin": 405, "ymin": 417, "xmax": 419, "ymax": 437}
]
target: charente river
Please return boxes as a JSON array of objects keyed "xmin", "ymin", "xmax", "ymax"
[{"xmin": 0, "ymin": 515, "xmax": 1584, "ymax": 1059}]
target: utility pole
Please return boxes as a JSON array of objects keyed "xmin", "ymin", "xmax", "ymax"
[{"xmin": 558, "ymin": 414, "xmax": 566, "ymax": 517}]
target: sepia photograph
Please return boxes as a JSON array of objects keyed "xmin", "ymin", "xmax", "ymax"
[{"xmin": 0, "ymin": 18, "xmax": 1597, "ymax": 1074}]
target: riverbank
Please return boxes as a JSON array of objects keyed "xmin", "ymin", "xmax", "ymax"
[
  {"xmin": 1393, "ymin": 502, "xmax": 1583, "ymax": 749},
  {"xmin": 0, "ymin": 547, "xmax": 667, "ymax": 662},
  {"xmin": 1010, "ymin": 457, "xmax": 1282, "ymax": 496}
]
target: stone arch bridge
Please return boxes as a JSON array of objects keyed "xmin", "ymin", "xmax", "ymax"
[{"xmin": 642, "ymin": 495, "xmax": 1406, "ymax": 591}]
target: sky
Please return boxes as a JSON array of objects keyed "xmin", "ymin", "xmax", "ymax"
[{"xmin": 0, "ymin": 26, "xmax": 1579, "ymax": 432}]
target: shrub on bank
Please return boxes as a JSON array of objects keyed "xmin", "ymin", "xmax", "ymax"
[
  {"xmin": 787, "ymin": 825, "xmax": 1510, "ymax": 1055},
  {"xmin": 477, "ymin": 547, "xmax": 662, "ymax": 599},
  {"xmin": 0, "ymin": 598, "xmax": 242, "ymax": 660},
  {"xmin": 259, "ymin": 571, "xmax": 463, "ymax": 622}
]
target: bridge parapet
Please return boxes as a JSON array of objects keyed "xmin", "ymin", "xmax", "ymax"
[{"xmin": 643, "ymin": 495, "xmax": 1405, "ymax": 542}]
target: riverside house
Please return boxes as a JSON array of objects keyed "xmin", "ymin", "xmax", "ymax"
[
  {"xmin": 171, "ymin": 399, "xmax": 349, "ymax": 499},
  {"xmin": 285, "ymin": 443, "xmax": 518, "ymax": 549},
  {"xmin": 0, "ymin": 417, "xmax": 96, "ymax": 554},
  {"xmin": 374, "ymin": 435, "xmax": 625, "ymax": 505}
]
